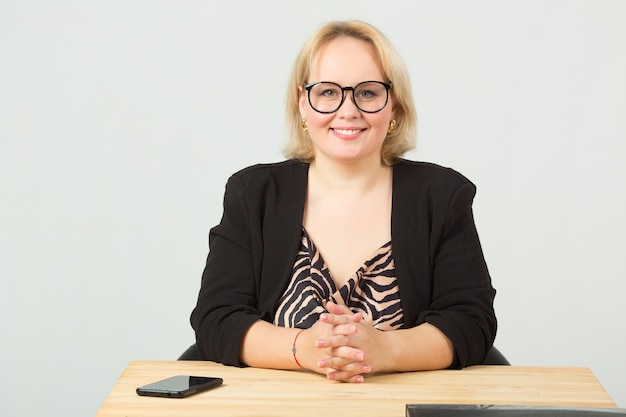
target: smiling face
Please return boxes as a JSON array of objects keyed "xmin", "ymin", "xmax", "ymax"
[{"xmin": 299, "ymin": 36, "xmax": 394, "ymax": 165}]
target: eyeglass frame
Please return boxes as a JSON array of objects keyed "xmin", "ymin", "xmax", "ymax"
[{"xmin": 304, "ymin": 80, "xmax": 392, "ymax": 114}]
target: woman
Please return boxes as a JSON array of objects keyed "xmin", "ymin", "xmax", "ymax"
[{"xmin": 191, "ymin": 20, "xmax": 496, "ymax": 383}]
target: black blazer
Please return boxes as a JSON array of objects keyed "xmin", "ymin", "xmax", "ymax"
[{"xmin": 191, "ymin": 159, "xmax": 496, "ymax": 368}]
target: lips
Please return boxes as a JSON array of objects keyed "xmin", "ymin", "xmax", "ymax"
[{"xmin": 332, "ymin": 128, "xmax": 365, "ymax": 135}]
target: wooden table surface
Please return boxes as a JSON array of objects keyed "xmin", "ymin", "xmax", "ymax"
[{"xmin": 95, "ymin": 360, "xmax": 616, "ymax": 417}]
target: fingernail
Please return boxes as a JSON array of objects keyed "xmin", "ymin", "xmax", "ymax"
[
  {"xmin": 356, "ymin": 352, "xmax": 364, "ymax": 361},
  {"xmin": 362, "ymin": 365, "xmax": 371, "ymax": 373},
  {"xmin": 315, "ymin": 339, "xmax": 325, "ymax": 347},
  {"xmin": 355, "ymin": 375, "xmax": 364, "ymax": 383}
]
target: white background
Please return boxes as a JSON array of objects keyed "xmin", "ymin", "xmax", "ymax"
[{"xmin": 1, "ymin": 1, "xmax": 625, "ymax": 416}]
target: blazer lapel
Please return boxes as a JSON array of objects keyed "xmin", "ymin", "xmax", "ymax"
[
  {"xmin": 259, "ymin": 162, "xmax": 309, "ymax": 310},
  {"xmin": 391, "ymin": 163, "xmax": 421, "ymax": 326}
]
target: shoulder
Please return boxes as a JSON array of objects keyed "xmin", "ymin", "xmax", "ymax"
[
  {"xmin": 231, "ymin": 160, "xmax": 307, "ymax": 181},
  {"xmin": 393, "ymin": 159, "xmax": 478, "ymax": 212},
  {"xmin": 225, "ymin": 159, "xmax": 309, "ymax": 195},
  {"xmin": 393, "ymin": 159, "xmax": 474, "ymax": 190},
  {"xmin": 233, "ymin": 159, "xmax": 308, "ymax": 177}
]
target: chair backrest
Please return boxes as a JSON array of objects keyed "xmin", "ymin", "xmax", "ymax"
[
  {"xmin": 178, "ymin": 344, "xmax": 201, "ymax": 361},
  {"xmin": 482, "ymin": 346, "xmax": 510, "ymax": 365}
]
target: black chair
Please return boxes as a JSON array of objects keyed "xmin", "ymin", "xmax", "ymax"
[
  {"xmin": 178, "ymin": 344, "xmax": 510, "ymax": 365},
  {"xmin": 179, "ymin": 344, "xmax": 201, "ymax": 361},
  {"xmin": 481, "ymin": 346, "xmax": 510, "ymax": 365}
]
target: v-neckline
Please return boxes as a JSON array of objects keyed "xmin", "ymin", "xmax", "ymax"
[{"xmin": 302, "ymin": 227, "xmax": 391, "ymax": 289}]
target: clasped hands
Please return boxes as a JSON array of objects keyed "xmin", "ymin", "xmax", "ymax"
[{"xmin": 297, "ymin": 301, "xmax": 391, "ymax": 383}]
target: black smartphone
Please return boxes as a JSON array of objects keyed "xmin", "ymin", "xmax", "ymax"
[{"xmin": 136, "ymin": 375, "xmax": 223, "ymax": 398}]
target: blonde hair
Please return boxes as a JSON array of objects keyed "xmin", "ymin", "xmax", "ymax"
[{"xmin": 283, "ymin": 20, "xmax": 417, "ymax": 165}]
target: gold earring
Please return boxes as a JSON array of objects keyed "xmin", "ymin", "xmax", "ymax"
[
  {"xmin": 388, "ymin": 119, "xmax": 397, "ymax": 134},
  {"xmin": 300, "ymin": 117, "xmax": 308, "ymax": 131}
]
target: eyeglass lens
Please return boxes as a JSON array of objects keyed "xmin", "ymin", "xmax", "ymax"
[{"xmin": 307, "ymin": 82, "xmax": 389, "ymax": 113}]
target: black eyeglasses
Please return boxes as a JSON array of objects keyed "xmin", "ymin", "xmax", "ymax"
[{"xmin": 304, "ymin": 81, "xmax": 392, "ymax": 114}]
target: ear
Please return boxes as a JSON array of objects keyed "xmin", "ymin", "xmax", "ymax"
[{"xmin": 298, "ymin": 85, "xmax": 307, "ymax": 118}]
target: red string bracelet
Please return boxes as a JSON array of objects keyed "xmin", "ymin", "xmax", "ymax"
[{"xmin": 291, "ymin": 329, "xmax": 304, "ymax": 368}]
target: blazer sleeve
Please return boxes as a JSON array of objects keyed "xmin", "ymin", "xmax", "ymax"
[
  {"xmin": 190, "ymin": 174, "xmax": 263, "ymax": 367},
  {"xmin": 419, "ymin": 181, "xmax": 497, "ymax": 368}
]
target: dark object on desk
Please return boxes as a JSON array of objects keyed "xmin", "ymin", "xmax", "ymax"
[
  {"xmin": 136, "ymin": 375, "xmax": 223, "ymax": 398},
  {"xmin": 406, "ymin": 405, "xmax": 626, "ymax": 417},
  {"xmin": 178, "ymin": 344, "xmax": 511, "ymax": 366}
]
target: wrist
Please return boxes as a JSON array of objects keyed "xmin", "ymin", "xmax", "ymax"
[
  {"xmin": 292, "ymin": 329, "xmax": 305, "ymax": 368},
  {"xmin": 383, "ymin": 330, "xmax": 405, "ymax": 372}
]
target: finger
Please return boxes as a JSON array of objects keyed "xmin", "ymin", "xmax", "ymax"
[
  {"xmin": 320, "ymin": 313, "xmax": 356, "ymax": 326},
  {"xmin": 317, "ymin": 344, "xmax": 365, "ymax": 363},
  {"xmin": 320, "ymin": 359, "xmax": 371, "ymax": 375},
  {"xmin": 318, "ymin": 353, "xmax": 372, "ymax": 383},
  {"xmin": 325, "ymin": 301, "xmax": 352, "ymax": 315},
  {"xmin": 317, "ymin": 356, "xmax": 352, "ymax": 369},
  {"xmin": 326, "ymin": 369, "xmax": 367, "ymax": 383},
  {"xmin": 316, "ymin": 334, "xmax": 354, "ymax": 349},
  {"xmin": 344, "ymin": 374, "xmax": 366, "ymax": 383},
  {"xmin": 318, "ymin": 366, "xmax": 337, "ymax": 376},
  {"xmin": 320, "ymin": 320, "xmax": 358, "ymax": 338},
  {"xmin": 335, "ymin": 362, "xmax": 372, "ymax": 375},
  {"xmin": 326, "ymin": 302, "xmax": 363, "ymax": 323},
  {"xmin": 333, "ymin": 323, "xmax": 359, "ymax": 336},
  {"xmin": 350, "ymin": 311, "xmax": 364, "ymax": 323},
  {"xmin": 317, "ymin": 347, "xmax": 366, "ymax": 368}
]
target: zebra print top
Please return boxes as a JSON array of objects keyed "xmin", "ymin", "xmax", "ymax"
[{"xmin": 273, "ymin": 228, "xmax": 404, "ymax": 331}]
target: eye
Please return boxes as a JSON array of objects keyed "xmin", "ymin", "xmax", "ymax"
[
  {"xmin": 356, "ymin": 89, "xmax": 376, "ymax": 99},
  {"xmin": 318, "ymin": 87, "xmax": 340, "ymax": 98}
]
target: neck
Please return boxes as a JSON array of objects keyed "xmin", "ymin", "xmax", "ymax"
[{"xmin": 308, "ymin": 155, "xmax": 391, "ymax": 195}]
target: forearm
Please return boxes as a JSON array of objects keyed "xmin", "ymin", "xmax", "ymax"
[
  {"xmin": 240, "ymin": 320, "xmax": 303, "ymax": 370},
  {"xmin": 385, "ymin": 322, "xmax": 453, "ymax": 372}
]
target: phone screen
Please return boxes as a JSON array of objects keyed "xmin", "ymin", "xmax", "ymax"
[{"xmin": 136, "ymin": 375, "xmax": 223, "ymax": 398}]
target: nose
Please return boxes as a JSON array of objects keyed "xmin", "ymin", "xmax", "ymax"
[{"xmin": 336, "ymin": 92, "xmax": 361, "ymax": 118}]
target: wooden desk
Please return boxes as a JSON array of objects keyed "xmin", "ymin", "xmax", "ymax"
[{"xmin": 95, "ymin": 361, "xmax": 616, "ymax": 417}]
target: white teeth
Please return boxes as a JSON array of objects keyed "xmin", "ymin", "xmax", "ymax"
[{"xmin": 334, "ymin": 129, "xmax": 361, "ymax": 135}]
